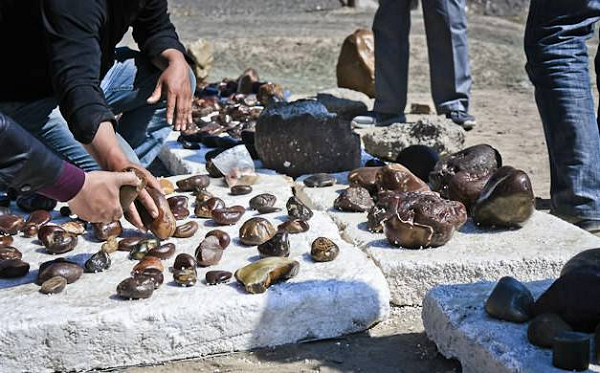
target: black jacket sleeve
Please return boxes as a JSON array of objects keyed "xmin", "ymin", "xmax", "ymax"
[
  {"xmin": 132, "ymin": 0, "xmax": 187, "ymax": 59},
  {"xmin": 0, "ymin": 113, "xmax": 64, "ymax": 193},
  {"xmin": 41, "ymin": 0, "xmax": 116, "ymax": 144}
]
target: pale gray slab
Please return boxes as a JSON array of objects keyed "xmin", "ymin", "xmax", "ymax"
[
  {"xmin": 0, "ymin": 174, "xmax": 389, "ymax": 372},
  {"xmin": 295, "ymin": 174, "xmax": 600, "ymax": 306},
  {"xmin": 422, "ymin": 280, "xmax": 600, "ymax": 373}
]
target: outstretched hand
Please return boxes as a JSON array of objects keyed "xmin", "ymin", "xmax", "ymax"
[{"xmin": 147, "ymin": 52, "xmax": 192, "ymax": 131}]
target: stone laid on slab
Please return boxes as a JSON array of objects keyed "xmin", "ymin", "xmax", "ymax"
[
  {"xmin": 422, "ymin": 280, "xmax": 600, "ymax": 373},
  {"xmin": 0, "ymin": 174, "xmax": 389, "ymax": 373},
  {"xmin": 358, "ymin": 116, "xmax": 466, "ymax": 160},
  {"xmin": 255, "ymin": 100, "xmax": 361, "ymax": 177},
  {"xmin": 295, "ymin": 175, "xmax": 600, "ymax": 306},
  {"xmin": 315, "ymin": 88, "xmax": 373, "ymax": 120}
]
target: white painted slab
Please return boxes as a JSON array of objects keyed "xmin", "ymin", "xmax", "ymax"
[
  {"xmin": 422, "ymin": 280, "xmax": 600, "ymax": 373},
  {"xmin": 295, "ymin": 174, "xmax": 600, "ymax": 306},
  {"xmin": 0, "ymin": 174, "xmax": 389, "ymax": 373}
]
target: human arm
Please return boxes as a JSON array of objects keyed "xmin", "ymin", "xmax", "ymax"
[
  {"xmin": 41, "ymin": 1, "xmax": 160, "ymax": 228},
  {"xmin": 132, "ymin": 0, "xmax": 192, "ymax": 130},
  {"xmin": 0, "ymin": 113, "xmax": 139, "ymax": 223}
]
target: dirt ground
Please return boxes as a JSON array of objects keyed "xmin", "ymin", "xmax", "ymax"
[{"xmin": 117, "ymin": 2, "xmax": 598, "ymax": 372}]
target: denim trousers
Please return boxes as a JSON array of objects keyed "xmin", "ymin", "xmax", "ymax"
[
  {"xmin": 525, "ymin": 0, "xmax": 600, "ymax": 221},
  {"xmin": 373, "ymin": 0, "xmax": 472, "ymax": 115},
  {"xmin": 0, "ymin": 47, "xmax": 194, "ymax": 171}
]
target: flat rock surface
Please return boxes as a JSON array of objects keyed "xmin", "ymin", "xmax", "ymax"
[
  {"xmin": 422, "ymin": 280, "xmax": 600, "ymax": 373},
  {"xmin": 295, "ymin": 174, "xmax": 600, "ymax": 306},
  {"xmin": 358, "ymin": 116, "xmax": 466, "ymax": 160},
  {"xmin": 0, "ymin": 174, "xmax": 389, "ymax": 373}
]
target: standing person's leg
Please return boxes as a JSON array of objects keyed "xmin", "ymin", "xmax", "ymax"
[
  {"xmin": 102, "ymin": 47, "xmax": 195, "ymax": 167},
  {"xmin": 525, "ymin": 0, "xmax": 600, "ymax": 230},
  {"xmin": 422, "ymin": 0, "xmax": 474, "ymax": 128},
  {"xmin": 372, "ymin": 0, "xmax": 411, "ymax": 118}
]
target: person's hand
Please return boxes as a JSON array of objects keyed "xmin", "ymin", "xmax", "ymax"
[
  {"xmin": 147, "ymin": 50, "xmax": 192, "ymax": 131},
  {"xmin": 67, "ymin": 171, "xmax": 139, "ymax": 223},
  {"xmin": 82, "ymin": 122, "xmax": 161, "ymax": 231},
  {"xmin": 119, "ymin": 164, "xmax": 161, "ymax": 231}
]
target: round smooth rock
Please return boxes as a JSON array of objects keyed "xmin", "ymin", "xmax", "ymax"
[
  {"xmin": 133, "ymin": 257, "xmax": 164, "ymax": 273},
  {"xmin": 132, "ymin": 268, "xmax": 164, "ymax": 289},
  {"xmin": 167, "ymin": 195, "xmax": 190, "ymax": 220},
  {"xmin": 118, "ymin": 237, "xmax": 146, "ymax": 252},
  {"xmin": 205, "ymin": 270, "xmax": 232, "ymax": 285},
  {"xmin": 311, "ymin": 237, "xmax": 339, "ymax": 262},
  {"xmin": 117, "ymin": 277, "xmax": 155, "ymax": 299},
  {"xmin": 39, "ymin": 276, "xmax": 67, "ymax": 295},
  {"xmin": 16, "ymin": 194, "xmax": 57, "ymax": 212},
  {"xmin": 101, "ymin": 236, "xmax": 119, "ymax": 254},
  {"xmin": 173, "ymin": 268, "xmax": 197, "ymax": 287},
  {"xmin": 212, "ymin": 206, "xmax": 245, "ymax": 225},
  {"xmin": 552, "ymin": 331, "xmax": 590, "ymax": 371},
  {"xmin": 277, "ymin": 219, "xmax": 309, "ymax": 234},
  {"xmin": 527, "ymin": 313, "xmax": 573, "ymax": 348},
  {"xmin": 159, "ymin": 178, "xmax": 175, "ymax": 195},
  {"xmin": 147, "ymin": 243, "xmax": 176, "ymax": 260},
  {"xmin": 174, "ymin": 253, "xmax": 197, "ymax": 270},
  {"xmin": 395, "ymin": 145, "xmax": 439, "ymax": 183},
  {"xmin": 37, "ymin": 260, "xmax": 82, "ymax": 284},
  {"xmin": 333, "ymin": 186, "xmax": 374, "ymax": 212},
  {"xmin": 0, "ymin": 246, "xmax": 21, "ymax": 260},
  {"xmin": 0, "ymin": 259, "xmax": 29, "ymax": 278},
  {"xmin": 239, "ymin": 218, "xmax": 277, "ymax": 246},
  {"xmin": 303, "ymin": 173, "xmax": 336, "ymax": 188},
  {"xmin": 485, "ymin": 276, "xmax": 534, "ymax": 323},
  {"xmin": 195, "ymin": 197, "xmax": 225, "ymax": 218},
  {"xmin": 205, "ymin": 230, "xmax": 231, "ymax": 249},
  {"xmin": 249, "ymin": 194, "xmax": 277, "ymax": 210},
  {"xmin": 84, "ymin": 250, "xmax": 111, "ymax": 273},
  {"xmin": 286, "ymin": 197, "xmax": 313, "ymax": 221},
  {"xmin": 129, "ymin": 238, "xmax": 160, "ymax": 260},
  {"xmin": 231, "ymin": 185, "xmax": 253, "ymax": 195},
  {"xmin": 173, "ymin": 221, "xmax": 199, "ymax": 238},
  {"xmin": 91, "ymin": 221, "xmax": 123, "ymax": 242},
  {"xmin": 258, "ymin": 231, "xmax": 290, "ymax": 258},
  {"xmin": 0, "ymin": 214, "xmax": 25, "ymax": 235},
  {"xmin": 176, "ymin": 175, "xmax": 210, "ymax": 192},
  {"xmin": 195, "ymin": 236, "xmax": 223, "ymax": 267},
  {"xmin": 0, "ymin": 232, "xmax": 14, "ymax": 249}
]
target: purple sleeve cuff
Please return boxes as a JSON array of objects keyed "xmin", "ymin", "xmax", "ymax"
[{"xmin": 38, "ymin": 161, "xmax": 86, "ymax": 202}]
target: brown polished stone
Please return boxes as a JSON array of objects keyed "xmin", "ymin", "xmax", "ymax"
[
  {"xmin": 212, "ymin": 206, "xmax": 245, "ymax": 225},
  {"xmin": 91, "ymin": 221, "xmax": 123, "ymax": 242},
  {"xmin": 176, "ymin": 175, "xmax": 210, "ymax": 192},
  {"xmin": 195, "ymin": 236, "xmax": 223, "ymax": 267},
  {"xmin": 205, "ymin": 230, "xmax": 231, "ymax": 249},
  {"xmin": 205, "ymin": 270, "xmax": 232, "ymax": 285},
  {"xmin": 147, "ymin": 243, "xmax": 176, "ymax": 260},
  {"xmin": 195, "ymin": 197, "xmax": 225, "ymax": 218},
  {"xmin": 239, "ymin": 217, "xmax": 277, "ymax": 246}
]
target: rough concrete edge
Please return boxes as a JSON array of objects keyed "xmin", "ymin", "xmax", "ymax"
[{"xmin": 422, "ymin": 286, "xmax": 515, "ymax": 373}]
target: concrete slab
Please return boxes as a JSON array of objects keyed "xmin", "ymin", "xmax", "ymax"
[
  {"xmin": 0, "ymin": 173, "xmax": 389, "ymax": 373},
  {"xmin": 295, "ymin": 174, "xmax": 600, "ymax": 306},
  {"xmin": 422, "ymin": 280, "xmax": 600, "ymax": 373}
]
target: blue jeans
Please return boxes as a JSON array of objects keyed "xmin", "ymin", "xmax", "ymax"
[
  {"xmin": 373, "ymin": 0, "xmax": 472, "ymax": 115},
  {"xmin": 0, "ymin": 47, "xmax": 194, "ymax": 171},
  {"xmin": 525, "ymin": 0, "xmax": 600, "ymax": 221}
]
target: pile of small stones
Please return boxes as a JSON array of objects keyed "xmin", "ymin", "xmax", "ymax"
[
  {"xmin": 177, "ymin": 68, "xmax": 285, "ymax": 163},
  {"xmin": 302, "ymin": 143, "xmax": 535, "ymax": 250},
  {"xmin": 0, "ymin": 170, "xmax": 341, "ymax": 299},
  {"xmin": 484, "ymin": 247, "xmax": 600, "ymax": 372}
]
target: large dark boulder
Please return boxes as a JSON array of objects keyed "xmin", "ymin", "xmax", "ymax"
[{"xmin": 255, "ymin": 100, "xmax": 361, "ymax": 177}]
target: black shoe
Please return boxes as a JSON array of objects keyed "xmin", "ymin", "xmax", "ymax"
[{"xmin": 446, "ymin": 111, "xmax": 476, "ymax": 131}]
